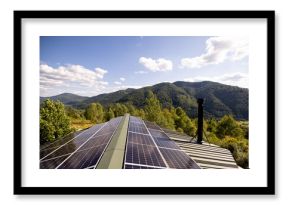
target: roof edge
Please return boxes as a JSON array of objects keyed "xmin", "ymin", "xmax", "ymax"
[{"xmin": 96, "ymin": 114, "xmax": 129, "ymax": 169}]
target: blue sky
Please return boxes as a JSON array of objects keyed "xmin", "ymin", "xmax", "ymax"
[{"xmin": 40, "ymin": 36, "xmax": 248, "ymax": 97}]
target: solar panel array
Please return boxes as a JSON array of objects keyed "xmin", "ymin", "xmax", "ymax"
[
  {"xmin": 40, "ymin": 115, "xmax": 200, "ymax": 169},
  {"xmin": 40, "ymin": 117, "xmax": 122, "ymax": 169},
  {"xmin": 124, "ymin": 116, "xmax": 166, "ymax": 169},
  {"xmin": 124, "ymin": 117, "xmax": 200, "ymax": 169}
]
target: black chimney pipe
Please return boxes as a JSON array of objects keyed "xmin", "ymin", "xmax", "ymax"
[{"xmin": 197, "ymin": 98, "xmax": 204, "ymax": 144}]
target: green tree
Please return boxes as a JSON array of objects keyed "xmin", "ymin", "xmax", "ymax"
[
  {"xmin": 125, "ymin": 103, "xmax": 138, "ymax": 116},
  {"xmin": 84, "ymin": 103, "xmax": 104, "ymax": 123},
  {"xmin": 176, "ymin": 127, "xmax": 184, "ymax": 133},
  {"xmin": 144, "ymin": 91, "xmax": 163, "ymax": 123},
  {"xmin": 216, "ymin": 115, "xmax": 243, "ymax": 138},
  {"xmin": 40, "ymin": 99, "xmax": 71, "ymax": 144},
  {"xmin": 160, "ymin": 108, "xmax": 175, "ymax": 130},
  {"xmin": 240, "ymin": 121, "xmax": 249, "ymax": 139},
  {"xmin": 174, "ymin": 107, "xmax": 196, "ymax": 137},
  {"xmin": 111, "ymin": 103, "xmax": 128, "ymax": 117},
  {"xmin": 207, "ymin": 118, "xmax": 217, "ymax": 133},
  {"xmin": 220, "ymin": 136, "xmax": 249, "ymax": 168},
  {"xmin": 136, "ymin": 108, "xmax": 146, "ymax": 119},
  {"xmin": 105, "ymin": 107, "xmax": 115, "ymax": 121},
  {"xmin": 65, "ymin": 106, "xmax": 82, "ymax": 119}
]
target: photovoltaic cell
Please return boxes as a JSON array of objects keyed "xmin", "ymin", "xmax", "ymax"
[
  {"xmin": 58, "ymin": 144, "xmax": 107, "ymax": 169},
  {"xmin": 148, "ymin": 129, "xmax": 181, "ymax": 150},
  {"xmin": 129, "ymin": 116, "xmax": 144, "ymax": 124},
  {"xmin": 40, "ymin": 146, "xmax": 61, "ymax": 159},
  {"xmin": 159, "ymin": 148, "xmax": 200, "ymax": 169},
  {"xmin": 40, "ymin": 154, "xmax": 70, "ymax": 169},
  {"xmin": 40, "ymin": 116, "xmax": 122, "ymax": 169},
  {"xmin": 41, "ymin": 136, "xmax": 90, "ymax": 160},
  {"xmin": 144, "ymin": 121, "xmax": 162, "ymax": 131},
  {"xmin": 124, "ymin": 164, "xmax": 160, "ymax": 169},
  {"xmin": 40, "ymin": 131, "xmax": 82, "ymax": 150},
  {"xmin": 128, "ymin": 122, "xmax": 148, "ymax": 134},
  {"xmin": 78, "ymin": 132, "xmax": 114, "ymax": 151},
  {"xmin": 57, "ymin": 119, "xmax": 121, "ymax": 168},
  {"xmin": 40, "ymin": 123, "xmax": 105, "ymax": 160},
  {"xmin": 127, "ymin": 132, "xmax": 155, "ymax": 146},
  {"xmin": 125, "ymin": 143, "xmax": 166, "ymax": 168}
]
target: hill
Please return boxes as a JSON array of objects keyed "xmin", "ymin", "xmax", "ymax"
[
  {"xmin": 40, "ymin": 93, "xmax": 89, "ymax": 107},
  {"xmin": 40, "ymin": 81, "xmax": 248, "ymax": 120}
]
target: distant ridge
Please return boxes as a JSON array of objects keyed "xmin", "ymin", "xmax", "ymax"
[
  {"xmin": 40, "ymin": 93, "xmax": 89, "ymax": 107},
  {"xmin": 40, "ymin": 81, "xmax": 248, "ymax": 120}
]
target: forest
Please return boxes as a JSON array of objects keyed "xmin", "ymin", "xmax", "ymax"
[{"xmin": 40, "ymin": 91, "xmax": 249, "ymax": 168}]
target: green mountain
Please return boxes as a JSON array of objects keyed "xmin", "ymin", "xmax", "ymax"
[
  {"xmin": 40, "ymin": 93, "xmax": 89, "ymax": 107},
  {"xmin": 173, "ymin": 81, "xmax": 248, "ymax": 119},
  {"xmin": 40, "ymin": 81, "xmax": 248, "ymax": 120},
  {"xmin": 82, "ymin": 89, "xmax": 135, "ymax": 106}
]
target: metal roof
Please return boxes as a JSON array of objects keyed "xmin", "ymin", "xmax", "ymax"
[{"xmin": 160, "ymin": 128, "xmax": 239, "ymax": 169}]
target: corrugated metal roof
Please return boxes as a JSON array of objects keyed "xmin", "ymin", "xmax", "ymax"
[
  {"xmin": 161, "ymin": 128, "xmax": 238, "ymax": 169},
  {"xmin": 174, "ymin": 141, "xmax": 238, "ymax": 169}
]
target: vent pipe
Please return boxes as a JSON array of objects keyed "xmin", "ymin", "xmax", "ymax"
[{"xmin": 197, "ymin": 98, "xmax": 204, "ymax": 144}]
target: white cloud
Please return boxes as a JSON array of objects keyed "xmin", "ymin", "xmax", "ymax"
[
  {"xmin": 114, "ymin": 78, "xmax": 125, "ymax": 85},
  {"xmin": 139, "ymin": 57, "xmax": 173, "ymax": 72},
  {"xmin": 40, "ymin": 64, "xmax": 108, "ymax": 97},
  {"xmin": 135, "ymin": 70, "xmax": 148, "ymax": 74},
  {"xmin": 181, "ymin": 36, "xmax": 248, "ymax": 69},
  {"xmin": 184, "ymin": 72, "xmax": 248, "ymax": 88},
  {"xmin": 114, "ymin": 81, "xmax": 122, "ymax": 85}
]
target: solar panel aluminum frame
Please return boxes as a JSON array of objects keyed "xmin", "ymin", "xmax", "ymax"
[{"xmin": 14, "ymin": 10, "xmax": 275, "ymax": 195}]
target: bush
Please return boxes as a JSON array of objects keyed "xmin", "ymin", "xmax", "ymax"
[
  {"xmin": 219, "ymin": 136, "xmax": 249, "ymax": 168},
  {"xmin": 65, "ymin": 106, "xmax": 82, "ymax": 119},
  {"xmin": 216, "ymin": 115, "xmax": 243, "ymax": 138},
  {"xmin": 84, "ymin": 103, "xmax": 104, "ymax": 123},
  {"xmin": 205, "ymin": 132, "xmax": 220, "ymax": 145},
  {"xmin": 40, "ymin": 99, "xmax": 71, "ymax": 144}
]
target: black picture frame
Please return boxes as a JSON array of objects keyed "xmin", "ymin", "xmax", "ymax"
[{"xmin": 14, "ymin": 10, "xmax": 275, "ymax": 195}]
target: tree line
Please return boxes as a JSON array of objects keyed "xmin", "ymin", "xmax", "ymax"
[{"xmin": 40, "ymin": 91, "xmax": 249, "ymax": 168}]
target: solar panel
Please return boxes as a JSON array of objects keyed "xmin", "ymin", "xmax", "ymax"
[
  {"xmin": 159, "ymin": 148, "xmax": 200, "ymax": 169},
  {"xmin": 77, "ymin": 134, "xmax": 113, "ymax": 151},
  {"xmin": 40, "ymin": 154, "xmax": 70, "ymax": 169},
  {"xmin": 40, "ymin": 146, "xmax": 62, "ymax": 159},
  {"xmin": 56, "ymin": 118, "xmax": 122, "ymax": 169},
  {"xmin": 40, "ymin": 130, "xmax": 83, "ymax": 150},
  {"xmin": 144, "ymin": 121, "xmax": 162, "ymax": 131},
  {"xmin": 128, "ymin": 122, "xmax": 148, "ymax": 134},
  {"xmin": 40, "ymin": 123, "xmax": 106, "ymax": 160},
  {"xmin": 127, "ymin": 132, "xmax": 155, "ymax": 146},
  {"xmin": 40, "ymin": 116, "xmax": 122, "ymax": 169},
  {"xmin": 124, "ymin": 164, "xmax": 161, "ymax": 169},
  {"xmin": 148, "ymin": 129, "xmax": 181, "ymax": 150},
  {"xmin": 124, "ymin": 118, "xmax": 201, "ymax": 169},
  {"xmin": 125, "ymin": 143, "xmax": 166, "ymax": 168},
  {"xmin": 41, "ymin": 136, "xmax": 91, "ymax": 161},
  {"xmin": 129, "ymin": 116, "xmax": 144, "ymax": 124},
  {"xmin": 40, "ymin": 115, "xmax": 200, "ymax": 169},
  {"xmin": 57, "ymin": 144, "xmax": 107, "ymax": 169}
]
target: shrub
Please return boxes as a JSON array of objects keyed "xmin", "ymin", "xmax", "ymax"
[
  {"xmin": 40, "ymin": 99, "xmax": 71, "ymax": 144},
  {"xmin": 216, "ymin": 115, "xmax": 243, "ymax": 138}
]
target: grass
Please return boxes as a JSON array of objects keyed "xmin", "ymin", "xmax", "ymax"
[{"xmin": 70, "ymin": 118, "xmax": 95, "ymax": 131}]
